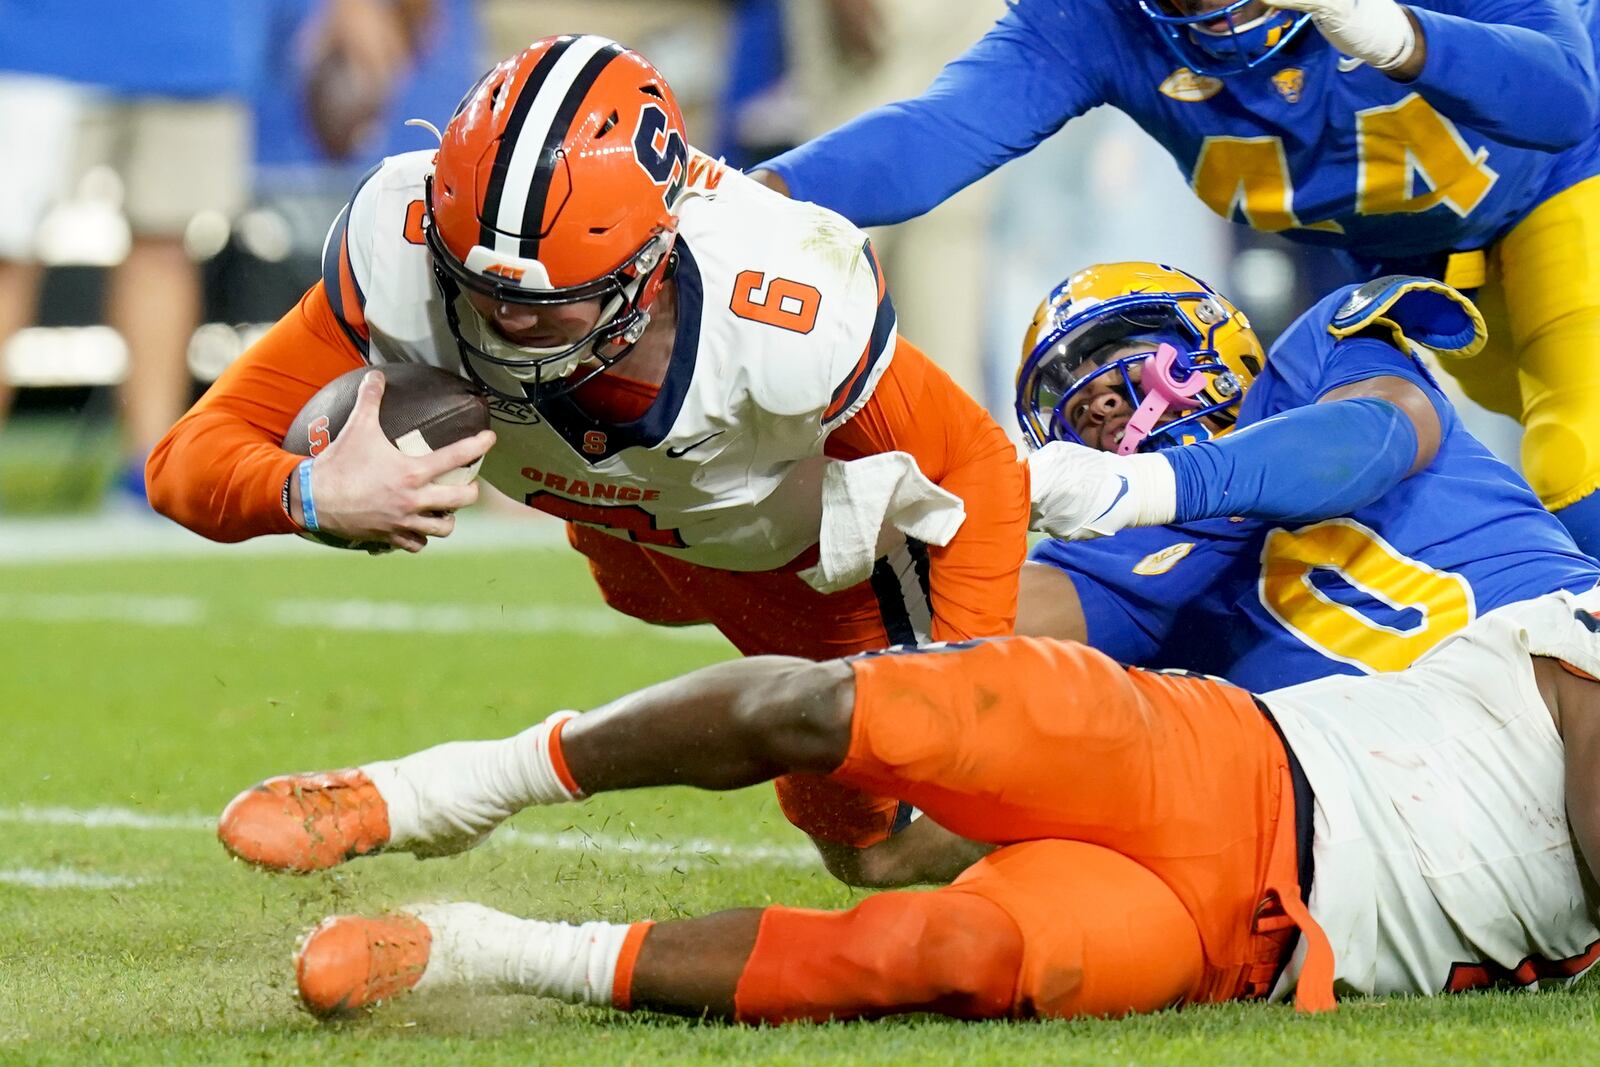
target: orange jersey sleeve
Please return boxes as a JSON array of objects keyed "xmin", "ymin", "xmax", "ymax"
[
  {"xmin": 824, "ymin": 336, "xmax": 1028, "ymax": 640},
  {"xmin": 146, "ymin": 283, "xmax": 365, "ymax": 542}
]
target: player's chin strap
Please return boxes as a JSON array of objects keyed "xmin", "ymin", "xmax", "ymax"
[{"xmin": 1119, "ymin": 343, "xmax": 1208, "ymax": 456}]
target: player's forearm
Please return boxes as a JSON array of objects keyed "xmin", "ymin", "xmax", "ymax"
[
  {"xmin": 760, "ymin": 105, "xmax": 999, "ymax": 227},
  {"xmin": 1403, "ymin": 4, "xmax": 1598, "ymax": 150},
  {"xmin": 824, "ymin": 339, "xmax": 1028, "ymax": 638},
  {"xmin": 925, "ymin": 427, "xmax": 1029, "ymax": 641},
  {"xmin": 147, "ymin": 285, "xmax": 362, "ymax": 541},
  {"xmin": 146, "ymin": 415, "xmax": 301, "ymax": 541},
  {"xmin": 757, "ymin": 4, "xmax": 1092, "ymax": 226},
  {"xmin": 1166, "ymin": 397, "xmax": 1420, "ymax": 524}
]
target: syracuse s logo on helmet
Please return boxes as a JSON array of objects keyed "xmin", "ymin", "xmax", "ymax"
[{"xmin": 632, "ymin": 103, "xmax": 688, "ymax": 209}]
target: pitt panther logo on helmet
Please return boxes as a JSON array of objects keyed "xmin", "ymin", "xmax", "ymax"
[{"xmin": 633, "ymin": 103, "xmax": 688, "ymax": 209}]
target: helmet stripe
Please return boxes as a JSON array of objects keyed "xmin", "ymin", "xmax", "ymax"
[
  {"xmin": 519, "ymin": 41, "xmax": 626, "ymax": 259},
  {"xmin": 487, "ymin": 35, "xmax": 620, "ymax": 259},
  {"xmin": 479, "ymin": 35, "xmax": 574, "ymax": 251}
]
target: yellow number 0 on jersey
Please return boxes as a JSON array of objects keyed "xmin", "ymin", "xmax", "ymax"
[
  {"xmin": 1260, "ymin": 518, "xmax": 1476, "ymax": 674},
  {"xmin": 1192, "ymin": 93, "xmax": 1499, "ymax": 232}
]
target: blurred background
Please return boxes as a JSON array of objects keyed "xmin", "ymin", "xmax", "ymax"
[{"xmin": 0, "ymin": 0, "xmax": 1521, "ymax": 517}]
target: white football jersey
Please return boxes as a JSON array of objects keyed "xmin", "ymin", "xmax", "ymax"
[
  {"xmin": 324, "ymin": 147, "xmax": 896, "ymax": 571},
  {"xmin": 1263, "ymin": 590, "xmax": 1600, "ymax": 1001}
]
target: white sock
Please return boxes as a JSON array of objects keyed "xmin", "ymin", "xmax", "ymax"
[
  {"xmin": 361, "ymin": 711, "xmax": 580, "ymax": 856},
  {"xmin": 409, "ymin": 902, "xmax": 635, "ymax": 1008}
]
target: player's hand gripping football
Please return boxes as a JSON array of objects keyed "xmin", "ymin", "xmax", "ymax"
[
  {"xmin": 1262, "ymin": 0, "xmax": 1418, "ymax": 72},
  {"xmin": 293, "ymin": 372, "xmax": 496, "ymax": 553},
  {"xmin": 1027, "ymin": 440, "xmax": 1179, "ymax": 541}
]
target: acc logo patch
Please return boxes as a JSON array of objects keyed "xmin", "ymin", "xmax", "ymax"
[
  {"xmin": 1159, "ymin": 68, "xmax": 1223, "ymax": 103},
  {"xmin": 1271, "ymin": 68, "xmax": 1305, "ymax": 104},
  {"xmin": 487, "ymin": 397, "xmax": 540, "ymax": 425},
  {"xmin": 1133, "ymin": 542, "xmax": 1195, "ymax": 576}
]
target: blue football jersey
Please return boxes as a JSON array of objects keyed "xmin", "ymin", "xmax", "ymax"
[
  {"xmin": 767, "ymin": 0, "xmax": 1600, "ymax": 263},
  {"xmin": 1032, "ymin": 284, "xmax": 1600, "ymax": 690}
]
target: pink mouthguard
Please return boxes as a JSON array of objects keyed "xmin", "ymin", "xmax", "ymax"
[{"xmin": 1117, "ymin": 343, "xmax": 1206, "ymax": 455}]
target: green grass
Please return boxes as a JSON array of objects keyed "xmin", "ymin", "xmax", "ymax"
[
  {"xmin": 2, "ymin": 536, "xmax": 1598, "ymax": 1065},
  {"xmin": 0, "ymin": 415, "xmax": 121, "ymax": 514}
]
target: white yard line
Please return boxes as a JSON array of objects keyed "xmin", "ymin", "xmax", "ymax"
[
  {"xmin": 495, "ymin": 827, "xmax": 815, "ymax": 867},
  {"xmin": 0, "ymin": 805, "xmax": 815, "ymax": 871},
  {"xmin": 265, "ymin": 598, "xmax": 720, "ymax": 643},
  {"xmin": 0, "ymin": 867, "xmax": 147, "ymax": 890},
  {"xmin": 0, "ymin": 593, "xmax": 205, "ymax": 626},
  {"xmin": 0, "ymin": 512, "xmax": 568, "ymax": 563},
  {"xmin": 0, "ymin": 592, "xmax": 724, "ymax": 643},
  {"xmin": 0, "ymin": 805, "xmax": 212, "ymax": 831}
]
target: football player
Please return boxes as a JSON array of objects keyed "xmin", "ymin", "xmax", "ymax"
[
  {"xmin": 218, "ymin": 587, "xmax": 1600, "ymax": 1021},
  {"xmin": 751, "ymin": 0, "xmax": 1600, "ymax": 557},
  {"xmin": 145, "ymin": 37, "xmax": 1028, "ymax": 861},
  {"xmin": 1017, "ymin": 263, "xmax": 1600, "ymax": 690}
]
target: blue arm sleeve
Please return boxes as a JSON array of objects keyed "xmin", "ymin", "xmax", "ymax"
[
  {"xmin": 1407, "ymin": 0, "xmax": 1598, "ymax": 150},
  {"xmin": 1167, "ymin": 397, "xmax": 1420, "ymax": 524},
  {"xmin": 758, "ymin": 0, "xmax": 1107, "ymax": 226}
]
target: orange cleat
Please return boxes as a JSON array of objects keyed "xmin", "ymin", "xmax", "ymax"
[
  {"xmin": 217, "ymin": 769, "xmax": 391, "ymax": 872},
  {"xmin": 296, "ymin": 913, "xmax": 432, "ymax": 1016}
]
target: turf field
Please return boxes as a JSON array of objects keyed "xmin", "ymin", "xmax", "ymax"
[{"xmin": 3, "ymin": 515, "xmax": 1598, "ymax": 1066}]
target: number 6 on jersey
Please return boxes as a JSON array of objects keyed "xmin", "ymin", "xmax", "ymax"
[{"xmin": 730, "ymin": 271, "xmax": 822, "ymax": 334}]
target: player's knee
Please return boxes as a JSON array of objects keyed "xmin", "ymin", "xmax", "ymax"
[
  {"xmin": 729, "ymin": 658, "xmax": 855, "ymax": 772},
  {"xmin": 1523, "ymin": 395, "xmax": 1600, "ymax": 506},
  {"xmin": 855, "ymin": 892, "xmax": 1024, "ymax": 1017}
]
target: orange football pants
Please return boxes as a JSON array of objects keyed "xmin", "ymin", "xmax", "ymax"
[
  {"xmin": 799, "ymin": 636, "xmax": 1333, "ymax": 1015},
  {"xmin": 570, "ymin": 523, "xmax": 927, "ymax": 659},
  {"xmin": 571, "ymin": 523, "xmax": 922, "ymax": 845}
]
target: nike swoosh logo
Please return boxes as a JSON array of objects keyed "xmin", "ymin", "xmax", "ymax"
[
  {"xmin": 1337, "ymin": 56, "xmax": 1365, "ymax": 72},
  {"xmin": 1091, "ymin": 476, "xmax": 1130, "ymax": 523},
  {"xmin": 665, "ymin": 431, "xmax": 725, "ymax": 459}
]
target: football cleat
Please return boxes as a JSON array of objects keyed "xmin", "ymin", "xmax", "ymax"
[
  {"xmin": 296, "ymin": 913, "xmax": 432, "ymax": 1017},
  {"xmin": 217, "ymin": 769, "xmax": 391, "ymax": 873}
]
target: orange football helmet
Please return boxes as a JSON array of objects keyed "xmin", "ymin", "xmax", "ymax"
[{"xmin": 424, "ymin": 35, "xmax": 688, "ymax": 403}]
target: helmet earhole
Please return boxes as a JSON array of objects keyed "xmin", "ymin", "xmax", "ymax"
[{"xmin": 597, "ymin": 111, "xmax": 619, "ymax": 137}]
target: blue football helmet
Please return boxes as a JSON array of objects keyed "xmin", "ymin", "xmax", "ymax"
[
  {"xmin": 1137, "ymin": 0, "xmax": 1311, "ymax": 76},
  {"xmin": 1015, "ymin": 262, "xmax": 1265, "ymax": 453}
]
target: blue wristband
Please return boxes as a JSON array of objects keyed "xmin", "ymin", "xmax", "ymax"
[{"xmin": 297, "ymin": 458, "xmax": 320, "ymax": 533}]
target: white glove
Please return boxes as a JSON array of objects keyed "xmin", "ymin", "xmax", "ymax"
[
  {"xmin": 1028, "ymin": 441, "xmax": 1179, "ymax": 541},
  {"xmin": 1262, "ymin": 0, "xmax": 1416, "ymax": 71}
]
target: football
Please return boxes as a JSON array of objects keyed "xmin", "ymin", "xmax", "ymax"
[{"xmin": 283, "ymin": 363, "xmax": 492, "ymax": 549}]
